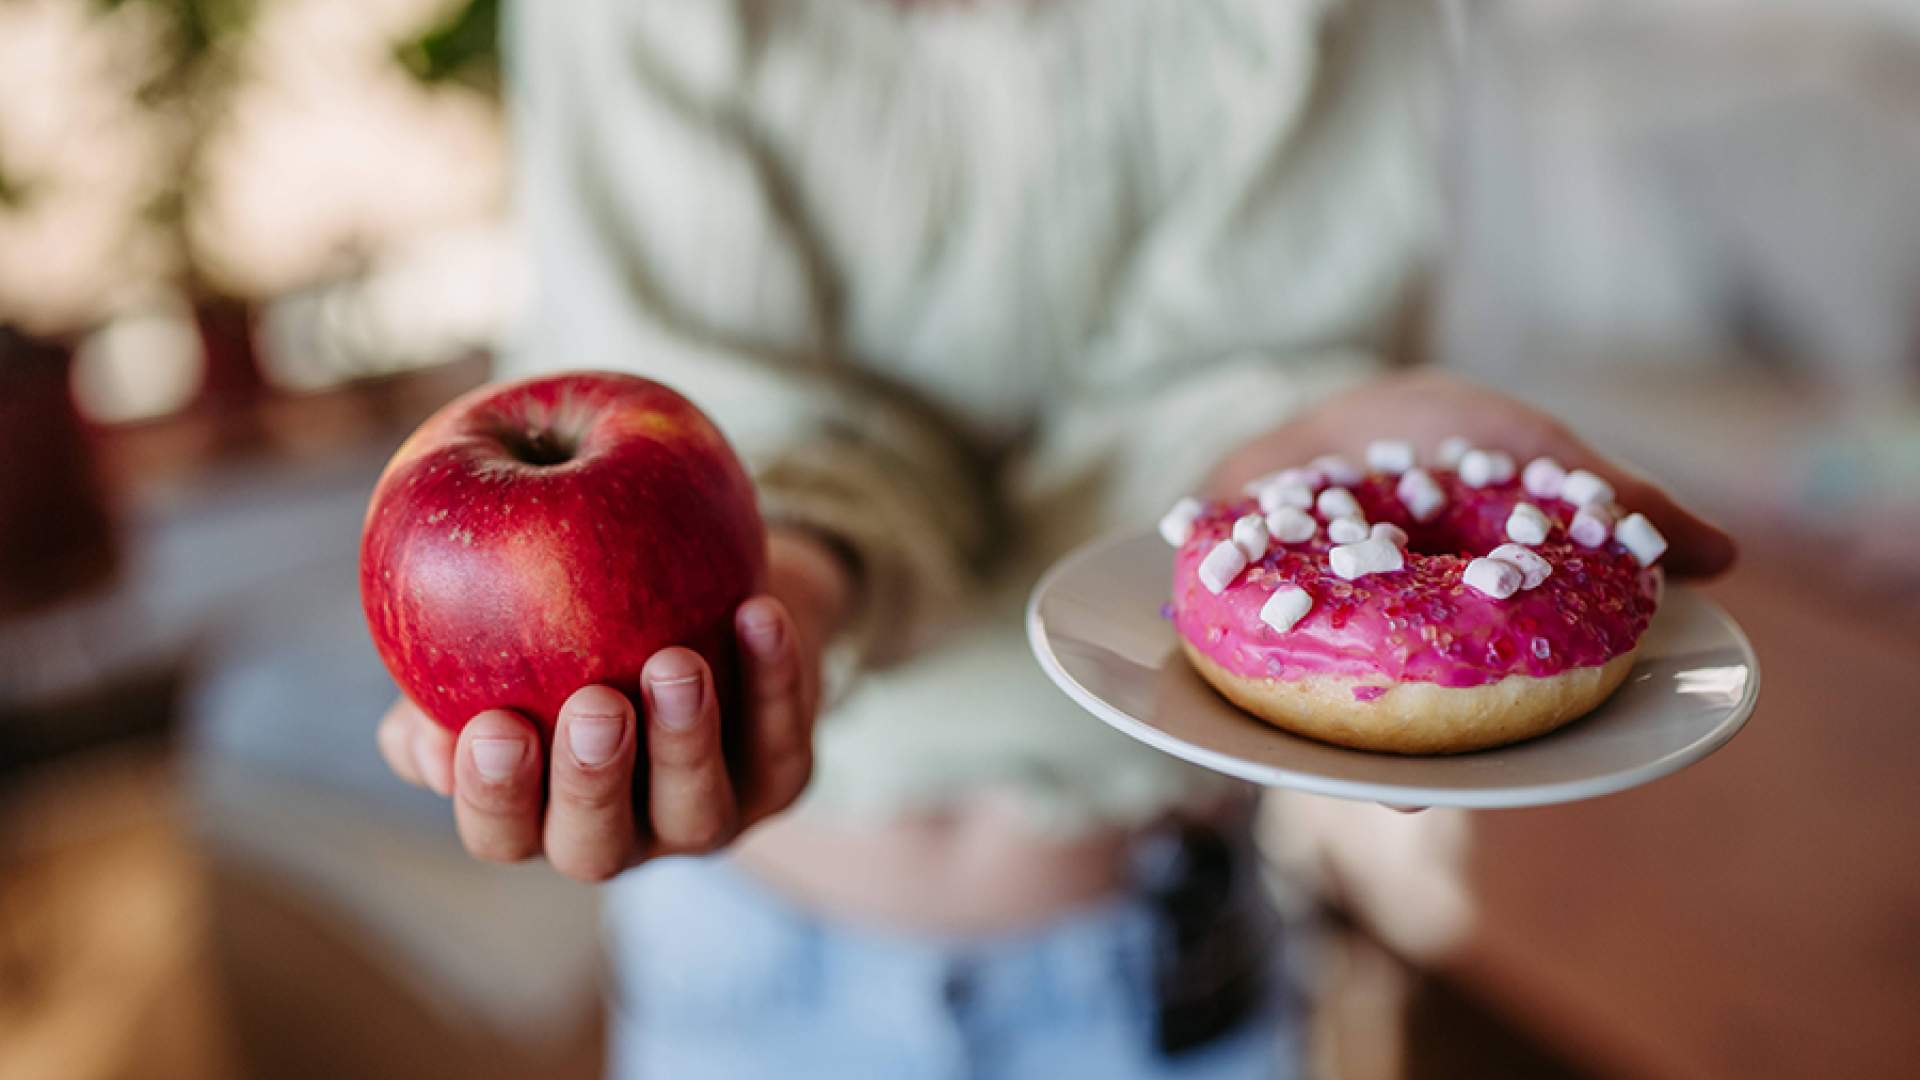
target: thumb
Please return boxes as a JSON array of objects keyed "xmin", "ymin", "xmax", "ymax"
[{"xmin": 1579, "ymin": 464, "xmax": 1738, "ymax": 580}]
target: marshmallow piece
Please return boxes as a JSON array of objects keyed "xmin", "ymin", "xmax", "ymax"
[
  {"xmin": 1315, "ymin": 486, "xmax": 1363, "ymax": 521},
  {"xmin": 1505, "ymin": 502, "xmax": 1552, "ymax": 545},
  {"xmin": 1275, "ymin": 466, "xmax": 1326, "ymax": 491},
  {"xmin": 1569, "ymin": 504, "xmax": 1614, "ymax": 548},
  {"xmin": 1459, "ymin": 449, "xmax": 1517, "ymax": 488},
  {"xmin": 1396, "ymin": 467, "xmax": 1446, "ymax": 522},
  {"xmin": 1436, "ymin": 436, "xmax": 1473, "ymax": 468},
  {"xmin": 1257, "ymin": 482, "xmax": 1315, "ymax": 513},
  {"xmin": 1615, "ymin": 512, "xmax": 1668, "ymax": 566},
  {"xmin": 1522, "ymin": 457, "xmax": 1568, "ymax": 500},
  {"xmin": 1489, "ymin": 542, "xmax": 1553, "ymax": 589},
  {"xmin": 1259, "ymin": 586, "xmax": 1314, "ymax": 633},
  {"xmin": 1327, "ymin": 516, "xmax": 1370, "ymax": 544},
  {"xmin": 1265, "ymin": 506, "xmax": 1318, "ymax": 543},
  {"xmin": 1463, "ymin": 556, "xmax": 1523, "ymax": 599},
  {"xmin": 1247, "ymin": 466, "xmax": 1322, "ymax": 496},
  {"xmin": 1310, "ymin": 455, "xmax": 1363, "ymax": 487},
  {"xmin": 1198, "ymin": 540, "xmax": 1248, "ymax": 594},
  {"xmin": 1329, "ymin": 537, "xmax": 1405, "ymax": 580},
  {"xmin": 1365, "ymin": 439, "xmax": 1416, "ymax": 475},
  {"xmin": 1158, "ymin": 497, "xmax": 1203, "ymax": 547},
  {"xmin": 1231, "ymin": 514, "xmax": 1269, "ymax": 560},
  {"xmin": 1370, "ymin": 522, "xmax": 1409, "ymax": 548},
  {"xmin": 1561, "ymin": 469, "xmax": 1615, "ymax": 508}
]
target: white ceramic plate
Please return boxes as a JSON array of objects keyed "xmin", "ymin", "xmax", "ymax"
[{"xmin": 1027, "ymin": 529, "xmax": 1759, "ymax": 808}]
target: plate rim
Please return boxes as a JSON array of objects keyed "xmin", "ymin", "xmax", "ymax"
[{"xmin": 1026, "ymin": 528, "xmax": 1761, "ymax": 809}]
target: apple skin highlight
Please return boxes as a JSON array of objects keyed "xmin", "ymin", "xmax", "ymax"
[{"xmin": 360, "ymin": 371, "xmax": 767, "ymax": 740}]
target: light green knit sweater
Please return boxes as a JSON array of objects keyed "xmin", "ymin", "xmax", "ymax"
[{"xmin": 502, "ymin": 0, "xmax": 1443, "ymax": 835}]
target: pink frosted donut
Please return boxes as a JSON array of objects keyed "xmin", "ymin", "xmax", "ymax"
[{"xmin": 1166, "ymin": 452, "xmax": 1662, "ymax": 754}]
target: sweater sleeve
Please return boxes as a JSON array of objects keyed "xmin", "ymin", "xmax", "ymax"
[{"xmin": 501, "ymin": 0, "xmax": 993, "ymax": 684}]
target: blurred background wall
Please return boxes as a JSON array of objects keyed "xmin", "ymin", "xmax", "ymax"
[
  {"xmin": 1440, "ymin": 0, "xmax": 1920, "ymax": 602},
  {"xmin": 2, "ymin": 1, "xmax": 1917, "ymax": 1078}
]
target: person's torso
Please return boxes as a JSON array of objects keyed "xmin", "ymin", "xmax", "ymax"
[{"xmin": 511, "ymin": 0, "xmax": 1441, "ymax": 836}]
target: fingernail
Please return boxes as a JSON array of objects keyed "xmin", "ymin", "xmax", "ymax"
[
  {"xmin": 649, "ymin": 674, "xmax": 704, "ymax": 731},
  {"xmin": 741, "ymin": 608, "xmax": 782, "ymax": 650},
  {"xmin": 569, "ymin": 713, "xmax": 624, "ymax": 766},
  {"xmin": 472, "ymin": 738, "xmax": 525, "ymax": 781}
]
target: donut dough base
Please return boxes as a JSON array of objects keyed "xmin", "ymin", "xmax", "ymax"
[{"xmin": 1181, "ymin": 642, "xmax": 1638, "ymax": 755}]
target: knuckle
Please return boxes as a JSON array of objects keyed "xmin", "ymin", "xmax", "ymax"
[
  {"xmin": 649, "ymin": 731, "xmax": 721, "ymax": 770},
  {"xmin": 680, "ymin": 823, "xmax": 736, "ymax": 856},
  {"xmin": 465, "ymin": 830, "xmax": 539, "ymax": 864},
  {"xmin": 754, "ymin": 669, "xmax": 800, "ymax": 705},
  {"xmin": 758, "ymin": 739, "xmax": 812, "ymax": 790},
  {"xmin": 553, "ymin": 848, "xmax": 629, "ymax": 885},
  {"xmin": 462, "ymin": 776, "xmax": 537, "ymax": 816},
  {"xmin": 752, "ymin": 713, "xmax": 806, "ymax": 763},
  {"xmin": 767, "ymin": 755, "xmax": 814, "ymax": 812},
  {"xmin": 553, "ymin": 773, "xmax": 632, "ymax": 816},
  {"xmin": 789, "ymin": 747, "xmax": 815, "ymax": 790},
  {"xmin": 746, "ymin": 769, "xmax": 810, "ymax": 823},
  {"xmin": 664, "ymin": 810, "xmax": 738, "ymax": 855}
]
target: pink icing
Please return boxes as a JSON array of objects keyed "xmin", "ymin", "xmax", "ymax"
[{"xmin": 1173, "ymin": 471, "xmax": 1659, "ymax": 689}]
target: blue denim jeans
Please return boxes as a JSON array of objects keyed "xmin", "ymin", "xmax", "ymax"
[{"xmin": 602, "ymin": 853, "xmax": 1298, "ymax": 1080}]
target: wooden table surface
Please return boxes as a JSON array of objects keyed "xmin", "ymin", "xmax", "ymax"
[{"xmin": 1446, "ymin": 560, "xmax": 1920, "ymax": 1078}]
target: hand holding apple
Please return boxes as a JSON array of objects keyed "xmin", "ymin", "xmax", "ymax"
[
  {"xmin": 374, "ymin": 529, "xmax": 849, "ymax": 879},
  {"xmin": 363, "ymin": 372, "xmax": 853, "ymax": 878}
]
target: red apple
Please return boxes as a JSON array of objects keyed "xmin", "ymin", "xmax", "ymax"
[{"xmin": 360, "ymin": 371, "xmax": 766, "ymax": 739}]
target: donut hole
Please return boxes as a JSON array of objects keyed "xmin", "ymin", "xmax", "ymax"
[
  {"xmin": 1403, "ymin": 517, "xmax": 1504, "ymax": 558},
  {"xmin": 1354, "ymin": 475, "xmax": 1514, "ymax": 557}
]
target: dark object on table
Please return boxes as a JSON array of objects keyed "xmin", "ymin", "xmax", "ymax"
[{"xmin": 0, "ymin": 327, "xmax": 119, "ymax": 619}]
